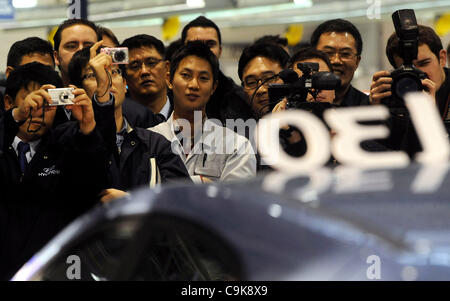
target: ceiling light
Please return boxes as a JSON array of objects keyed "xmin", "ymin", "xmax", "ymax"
[
  {"xmin": 12, "ymin": 0, "xmax": 37, "ymax": 8},
  {"xmin": 293, "ymin": 0, "xmax": 313, "ymax": 6},
  {"xmin": 186, "ymin": 0, "xmax": 205, "ymax": 8}
]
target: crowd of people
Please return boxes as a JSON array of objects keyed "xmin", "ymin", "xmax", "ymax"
[{"xmin": 0, "ymin": 14, "xmax": 449, "ymax": 280}]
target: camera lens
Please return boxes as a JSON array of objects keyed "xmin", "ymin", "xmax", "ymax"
[
  {"xmin": 113, "ymin": 50, "xmax": 126, "ymax": 62},
  {"xmin": 59, "ymin": 92, "xmax": 69, "ymax": 103},
  {"xmin": 395, "ymin": 76, "xmax": 421, "ymax": 98}
]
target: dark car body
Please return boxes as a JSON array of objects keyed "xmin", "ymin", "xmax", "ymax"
[{"xmin": 12, "ymin": 164, "xmax": 450, "ymax": 281}]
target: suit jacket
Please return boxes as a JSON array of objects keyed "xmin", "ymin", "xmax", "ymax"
[
  {"xmin": 92, "ymin": 97, "xmax": 191, "ymax": 192},
  {"xmin": 0, "ymin": 109, "xmax": 110, "ymax": 280},
  {"xmin": 122, "ymin": 96, "xmax": 164, "ymax": 128}
]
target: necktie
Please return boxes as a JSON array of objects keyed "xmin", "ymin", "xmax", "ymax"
[{"xmin": 17, "ymin": 141, "xmax": 30, "ymax": 173}]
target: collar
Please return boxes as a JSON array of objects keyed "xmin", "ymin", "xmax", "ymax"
[
  {"xmin": 12, "ymin": 136, "xmax": 40, "ymax": 158},
  {"xmin": 158, "ymin": 96, "xmax": 172, "ymax": 120},
  {"xmin": 118, "ymin": 117, "xmax": 133, "ymax": 136}
]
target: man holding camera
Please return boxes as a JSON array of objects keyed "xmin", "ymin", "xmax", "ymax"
[
  {"xmin": 0, "ymin": 62, "xmax": 109, "ymax": 279},
  {"xmin": 68, "ymin": 42, "xmax": 191, "ymax": 201},
  {"xmin": 369, "ymin": 24, "xmax": 448, "ymax": 156},
  {"xmin": 238, "ymin": 42, "xmax": 290, "ymax": 118},
  {"xmin": 370, "ymin": 25, "xmax": 445, "ymax": 111}
]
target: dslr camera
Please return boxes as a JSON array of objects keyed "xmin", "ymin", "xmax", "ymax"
[
  {"xmin": 268, "ymin": 62, "xmax": 340, "ymax": 111},
  {"xmin": 48, "ymin": 88, "xmax": 75, "ymax": 106},
  {"xmin": 383, "ymin": 9, "xmax": 427, "ymax": 108},
  {"xmin": 100, "ymin": 47, "xmax": 129, "ymax": 64}
]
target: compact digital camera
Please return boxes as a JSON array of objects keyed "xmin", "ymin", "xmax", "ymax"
[
  {"xmin": 100, "ymin": 47, "xmax": 129, "ymax": 64},
  {"xmin": 48, "ymin": 88, "xmax": 75, "ymax": 106}
]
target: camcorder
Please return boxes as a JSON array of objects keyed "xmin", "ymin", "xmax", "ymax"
[
  {"xmin": 383, "ymin": 9, "xmax": 427, "ymax": 109},
  {"xmin": 47, "ymin": 88, "xmax": 75, "ymax": 106},
  {"xmin": 268, "ymin": 62, "xmax": 340, "ymax": 117},
  {"xmin": 100, "ymin": 47, "xmax": 129, "ymax": 64}
]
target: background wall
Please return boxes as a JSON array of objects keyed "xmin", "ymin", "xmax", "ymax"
[{"xmin": 1, "ymin": 0, "xmax": 450, "ymax": 92}]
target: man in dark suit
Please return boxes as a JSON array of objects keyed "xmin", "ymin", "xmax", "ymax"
[{"xmin": 0, "ymin": 62, "xmax": 109, "ymax": 280}]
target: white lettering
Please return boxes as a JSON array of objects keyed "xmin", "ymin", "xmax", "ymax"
[{"xmin": 324, "ymin": 105, "xmax": 410, "ymax": 169}]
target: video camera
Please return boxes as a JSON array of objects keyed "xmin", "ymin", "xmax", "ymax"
[
  {"xmin": 268, "ymin": 62, "xmax": 340, "ymax": 112},
  {"xmin": 383, "ymin": 9, "xmax": 427, "ymax": 108}
]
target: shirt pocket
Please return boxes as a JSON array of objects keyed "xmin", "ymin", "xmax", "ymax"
[{"xmin": 193, "ymin": 154, "xmax": 225, "ymax": 179}]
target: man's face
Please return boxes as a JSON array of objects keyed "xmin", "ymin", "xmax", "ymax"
[
  {"xmin": 125, "ymin": 46, "xmax": 168, "ymax": 100},
  {"xmin": 393, "ymin": 44, "xmax": 447, "ymax": 91},
  {"xmin": 185, "ymin": 27, "xmax": 222, "ymax": 58},
  {"xmin": 316, "ymin": 32, "xmax": 360, "ymax": 91},
  {"xmin": 168, "ymin": 55, "xmax": 217, "ymax": 114},
  {"xmin": 5, "ymin": 82, "xmax": 56, "ymax": 141},
  {"xmin": 81, "ymin": 64, "xmax": 127, "ymax": 108},
  {"xmin": 293, "ymin": 58, "xmax": 335, "ymax": 103},
  {"xmin": 55, "ymin": 24, "xmax": 98, "ymax": 79},
  {"xmin": 242, "ymin": 56, "xmax": 283, "ymax": 116}
]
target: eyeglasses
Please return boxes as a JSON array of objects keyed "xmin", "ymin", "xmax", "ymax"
[
  {"xmin": 127, "ymin": 58, "xmax": 163, "ymax": 72},
  {"xmin": 82, "ymin": 68, "xmax": 122, "ymax": 81},
  {"xmin": 243, "ymin": 73, "xmax": 277, "ymax": 90},
  {"xmin": 322, "ymin": 49, "xmax": 357, "ymax": 61}
]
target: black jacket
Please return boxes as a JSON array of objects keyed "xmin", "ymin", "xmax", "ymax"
[
  {"xmin": 436, "ymin": 67, "xmax": 450, "ymax": 120},
  {"xmin": 92, "ymin": 98, "xmax": 191, "ymax": 192},
  {"xmin": 0, "ymin": 110, "xmax": 109, "ymax": 280},
  {"xmin": 339, "ymin": 84, "xmax": 370, "ymax": 107},
  {"xmin": 109, "ymin": 127, "xmax": 191, "ymax": 191},
  {"xmin": 122, "ymin": 97, "xmax": 164, "ymax": 128},
  {"xmin": 382, "ymin": 67, "xmax": 450, "ymax": 157},
  {"xmin": 206, "ymin": 71, "xmax": 254, "ymax": 125}
]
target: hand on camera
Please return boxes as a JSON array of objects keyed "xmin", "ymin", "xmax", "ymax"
[
  {"xmin": 421, "ymin": 78, "xmax": 437, "ymax": 104},
  {"xmin": 13, "ymin": 84, "xmax": 56, "ymax": 122},
  {"xmin": 369, "ymin": 71, "xmax": 392, "ymax": 105},
  {"xmin": 89, "ymin": 40, "xmax": 113, "ymax": 103},
  {"xmin": 65, "ymin": 85, "xmax": 96, "ymax": 135}
]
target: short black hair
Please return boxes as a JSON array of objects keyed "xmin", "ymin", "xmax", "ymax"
[
  {"xmin": 7, "ymin": 37, "xmax": 54, "ymax": 68},
  {"xmin": 169, "ymin": 41, "xmax": 219, "ymax": 83},
  {"xmin": 68, "ymin": 47, "xmax": 91, "ymax": 88},
  {"xmin": 5, "ymin": 62, "xmax": 63, "ymax": 102},
  {"xmin": 254, "ymin": 35, "xmax": 288, "ymax": 48},
  {"xmin": 288, "ymin": 47, "xmax": 333, "ymax": 71},
  {"xmin": 53, "ymin": 19, "xmax": 100, "ymax": 52},
  {"xmin": 386, "ymin": 25, "xmax": 444, "ymax": 68},
  {"xmin": 310, "ymin": 19, "xmax": 363, "ymax": 56},
  {"xmin": 238, "ymin": 42, "xmax": 290, "ymax": 81},
  {"xmin": 98, "ymin": 26, "xmax": 120, "ymax": 46},
  {"xmin": 181, "ymin": 16, "xmax": 222, "ymax": 45},
  {"xmin": 165, "ymin": 39, "xmax": 184, "ymax": 63},
  {"xmin": 120, "ymin": 34, "xmax": 165, "ymax": 58}
]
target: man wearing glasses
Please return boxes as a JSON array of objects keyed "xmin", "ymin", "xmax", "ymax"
[
  {"xmin": 120, "ymin": 34, "xmax": 172, "ymax": 121},
  {"xmin": 68, "ymin": 42, "xmax": 191, "ymax": 202},
  {"xmin": 310, "ymin": 19, "xmax": 370, "ymax": 107},
  {"xmin": 238, "ymin": 42, "xmax": 290, "ymax": 118}
]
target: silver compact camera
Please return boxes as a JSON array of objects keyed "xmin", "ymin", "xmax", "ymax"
[
  {"xmin": 101, "ymin": 47, "xmax": 129, "ymax": 64},
  {"xmin": 48, "ymin": 88, "xmax": 75, "ymax": 106}
]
